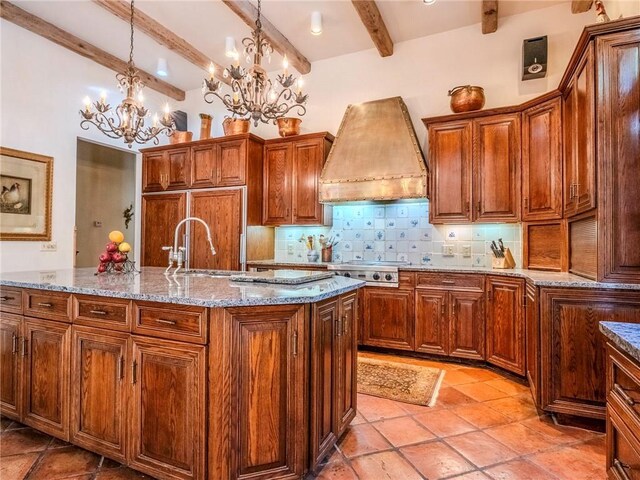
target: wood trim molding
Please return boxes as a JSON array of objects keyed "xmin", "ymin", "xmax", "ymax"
[
  {"xmin": 351, "ymin": 0, "xmax": 394, "ymax": 57},
  {"xmin": 482, "ymin": 1, "xmax": 498, "ymax": 34},
  {"xmin": 221, "ymin": 0, "xmax": 311, "ymax": 74},
  {"xmin": 93, "ymin": 0, "xmax": 229, "ymax": 85},
  {"xmin": 0, "ymin": 1, "xmax": 185, "ymax": 100}
]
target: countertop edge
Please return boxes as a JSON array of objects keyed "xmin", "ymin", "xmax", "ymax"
[{"xmin": 600, "ymin": 322, "xmax": 640, "ymax": 364}]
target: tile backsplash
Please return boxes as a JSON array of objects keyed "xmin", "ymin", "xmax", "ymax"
[{"xmin": 273, "ymin": 201, "xmax": 522, "ymax": 268}]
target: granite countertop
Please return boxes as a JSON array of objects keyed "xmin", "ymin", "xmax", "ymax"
[
  {"xmin": 0, "ymin": 267, "xmax": 364, "ymax": 308},
  {"xmin": 247, "ymin": 260, "xmax": 640, "ymax": 290},
  {"xmin": 600, "ymin": 322, "xmax": 640, "ymax": 364}
]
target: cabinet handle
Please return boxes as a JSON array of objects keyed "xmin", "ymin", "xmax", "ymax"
[
  {"xmin": 292, "ymin": 331, "xmax": 298, "ymax": 356},
  {"xmin": 37, "ymin": 302, "xmax": 53, "ymax": 308},
  {"xmin": 465, "ymin": 201, "xmax": 470, "ymax": 214},
  {"xmin": 0, "ymin": 296, "xmax": 14, "ymax": 301},
  {"xmin": 523, "ymin": 197, "xmax": 529, "ymax": 210},
  {"xmin": 488, "ymin": 289, "xmax": 493, "ymax": 302},
  {"xmin": 156, "ymin": 318, "xmax": 177, "ymax": 325},
  {"xmin": 11, "ymin": 334, "xmax": 17, "ymax": 354},
  {"xmin": 613, "ymin": 460, "xmax": 632, "ymax": 480},
  {"xmin": 336, "ymin": 317, "xmax": 342, "ymax": 337},
  {"xmin": 574, "ymin": 183, "xmax": 580, "ymax": 198},
  {"xmin": 441, "ymin": 303, "xmax": 445, "ymax": 316},
  {"xmin": 21, "ymin": 338, "xmax": 28, "ymax": 357},
  {"xmin": 131, "ymin": 361, "xmax": 137, "ymax": 385},
  {"xmin": 89, "ymin": 309, "xmax": 108, "ymax": 316},
  {"xmin": 441, "ymin": 280, "xmax": 455, "ymax": 285},
  {"xmin": 343, "ymin": 315, "xmax": 348, "ymax": 336},
  {"xmin": 117, "ymin": 356, "xmax": 124, "ymax": 381},
  {"xmin": 476, "ymin": 201, "xmax": 481, "ymax": 215},
  {"xmin": 613, "ymin": 383, "xmax": 636, "ymax": 406}
]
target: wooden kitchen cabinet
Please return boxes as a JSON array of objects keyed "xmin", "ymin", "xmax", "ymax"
[
  {"xmin": 563, "ymin": 43, "xmax": 596, "ymax": 217},
  {"xmin": 415, "ymin": 289, "xmax": 448, "ymax": 356},
  {"xmin": 129, "ymin": 335, "xmax": 206, "ymax": 480},
  {"xmin": 485, "ymin": 276, "xmax": 525, "ymax": 376},
  {"xmin": 71, "ymin": 326, "xmax": 129, "ymax": 462},
  {"xmin": 361, "ymin": 287, "xmax": 415, "ymax": 351},
  {"xmin": 190, "ymin": 137, "xmax": 261, "ymax": 189},
  {"xmin": 449, "ymin": 289, "xmax": 485, "ymax": 360},
  {"xmin": 0, "ymin": 313, "xmax": 21, "ymax": 420},
  {"xmin": 333, "ymin": 291, "xmax": 358, "ymax": 437},
  {"xmin": 142, "ymin": 147, "xmax": 190, "ymax": 193},
  {"xmin": 140, "ymin": 193, "xmax": 187, "ymax": 267},
  {"xmin": 521, "ymin": 97, "xmax": 563, "ymax": 221},
  {"xmin": 525, "ymin": 282, "xmax": 541, "ymax": 406},
  {"xmin": 263, "ymin": 133, "xmax": 333, "ymax": 226}
]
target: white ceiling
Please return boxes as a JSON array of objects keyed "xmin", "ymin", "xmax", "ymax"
[{"xmin": 11, "ymin": 0, "xmax": 568, "ymax": 92}]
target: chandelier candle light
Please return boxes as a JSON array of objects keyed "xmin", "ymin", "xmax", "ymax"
[
  {"xmin": 202, "ymin": 0, "xmax": 307, "ymax": 126},
  {"xmin": 79, "ymin": 0, "xmax": 175, "ymax": 148}
]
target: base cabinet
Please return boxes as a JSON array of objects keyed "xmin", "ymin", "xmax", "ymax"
[
  {"xmin": 361, "ymin": 287, "xmax": 414, "ymax": 351},
  {"xmin": 0, "ymin": 313, "xmax": 21, "ymax": 419}
]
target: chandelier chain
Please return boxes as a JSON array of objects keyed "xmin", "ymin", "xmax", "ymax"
[
  {"xmin": 129, "ymin": 0, "xmax": 135, "ymax": 66},
  {"xmin": 255, "ymin": 0, "xmax": 262, "ymax": 33}
]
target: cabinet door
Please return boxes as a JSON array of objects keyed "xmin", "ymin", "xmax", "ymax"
[
  {"xmin": 415, "ymin": 289, "xmax": 448, "ymax": 356},
  {"xmin": 71, "ymin": 327, "xmax": 128, "ymax": 462},
  {"xmin": 263, "ymin": 143, "xmax": 293, "ymax": 225},
  {"xmin": 525, "ymin": 283, "xmax": 540, "ymax": 406},
  {"xmin": 362, "ymin": 287, "xmax": 414, "ymax": 351},
  {"xmin": 428, "ymin": 121, "xmax": 473, "ymax": 223},
  {"xmin": 292, "ymin": 138, "xmax": 324, "ymax": 224},
  {"xmin": 22, "ymin": 318, "xmax": 71, "ymax": 440},
  {"xmin": 190, "ymin": 144, "xmax": 217, "ymax": 189},
  {"xmin": 142, "ymin": 152, "xmax": 169, "ymax": 193},
  {"xmin": 189, "ymin": 189, "xmax": 242, "ymax": 270},
  {"xmin": 486, "ymin": 276, "xmax": 525, "ymax": 375},
  {"xmin": 473, "ymin": 114, "xmax": 521, "ymax": 222},
  {"xmin": 167, "ymin": 147, "xmax": 190, "ymax": 190},
  {"xmin": 522, "ymin": 98, "xmax": 563, "ymax": 221},
  {"xmin": 597, "ymin": 30, "xmax": 640, "ymax": 283},
  {"xmin": 0, "ymin": 314, "xmax": 21, "ymax": 420},
  {"xmin": 141, "ymin": 193, "xmax": 187, "ymax": 267},
  {"xmin": 335, "ymin": 292, "xmax": 358, "ymax": 437},
  {"xmin": 130, "ymin": 336, "xmax": 206, "ymax": 480},
  {"xmin": 217, "ymin": 139, "xmax": 246, "ymax": 186},
  {"xmin": 449, "ymin": 290, "xmax": 485, "ymax": 360}
]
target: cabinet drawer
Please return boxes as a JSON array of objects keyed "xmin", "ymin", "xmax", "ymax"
[
  {"xmin": 416, "ymin": 272, "xmax": 484, "ymax": 290},
  {"xmin": 609, "ymin": 344, "xmax": 640, "ymax": 434},
  {"xmin": 23, "ymin": 290, "xmax": 71, "ymax": 322},
  {"xmin": 398, "ymin": 272, "xmax": 415, "ymax": 289},
  {"xmin": 608, "ymin": 406, "xmax": 640, "ymax": 480},
  {"xmin": 73, "ymin": 295, "xmax": 131, "ymax": 331},
  {"xmin": 133, "ymin": 303, "xmax": 208, "ymax": 344},
  {"xmin": 0, "ymin": 287, "xmax": 22, "ymax": 314}
]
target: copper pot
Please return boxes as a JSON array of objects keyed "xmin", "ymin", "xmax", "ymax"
[
  {"xmin": 223, "ymin": 117, "xmax": 250, "ymax": 136},
  {"xmin": 448, "ymin": 85, "xmax": 485, "ymax": 113},
  {"xmin": 169, "ymin": 131, "xmax": 193, "ymax": 144},
  {"xmin": 277, "ymin": 117, "xmax": 301, "ymax": 137}
]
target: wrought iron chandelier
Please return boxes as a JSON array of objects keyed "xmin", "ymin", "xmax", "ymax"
[
  {"xmin": 202, "ymin": 0, "xmax": 307, "ymax": 126},
  {"xmin": 79, "ymin": 0, "xmax": 175, "ymax": 148}
]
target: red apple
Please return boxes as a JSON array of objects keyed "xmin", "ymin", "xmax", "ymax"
[
  {"xmin": 112, "ymin": 252, "xmax": 125, "ymax": 263},
  {"xmin": 99, "ymin": 252, "xmax": 111, "ymax": 263},
  {"xmin": 106, "ymin": 242, "xmax": 118, "ymax": 253},
  {"xmin": 97, "ymin": 264, "xmax": 107, "ymax": 273}
]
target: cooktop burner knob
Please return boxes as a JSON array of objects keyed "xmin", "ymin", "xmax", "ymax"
[
  {"xmin": 344, "ymin": 272, "xmax": 351, "ymax": 278},
  {"xmin": 372, "ymin": 273, "xmax": 381, "ymax": 281},
  {"xmin": 385, "ymin": 273, "xmax": 393, "ymax": 281}
]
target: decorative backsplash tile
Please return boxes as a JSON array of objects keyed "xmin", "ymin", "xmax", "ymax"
[{"xmin": 273, "ymin": 201, "xmax": 522, "ymax": 268}]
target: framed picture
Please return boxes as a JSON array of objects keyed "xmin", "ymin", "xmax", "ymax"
[{"xmin": 0, "ymin": 147, "xmax": 53, "ymax": 241}]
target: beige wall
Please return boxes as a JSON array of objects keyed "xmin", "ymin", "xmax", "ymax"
[{"xmin": 75, "ymin": 140, "xmax": 136, "ymax": 268}]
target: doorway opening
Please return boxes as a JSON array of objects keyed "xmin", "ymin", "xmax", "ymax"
[{"xmin": 75, "ymin": 139, "xmax": 136, "ymax": 268}]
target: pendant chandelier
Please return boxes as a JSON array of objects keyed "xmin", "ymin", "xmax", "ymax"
[
  {"xmin": 202, "ymin": 0, "xmax": 307, "ymax": 126},
  {"xmin": 79, "ymin": 0, "xmax": 175, "ymax": 148}
]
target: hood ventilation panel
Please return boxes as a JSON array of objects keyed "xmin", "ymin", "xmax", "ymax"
[{"xmin": 319, "ymin": 97, "xmax": 427, "ymax": 203}]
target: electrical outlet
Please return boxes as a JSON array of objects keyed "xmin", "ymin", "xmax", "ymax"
[
  {"xmin": 40, "ymin": 241, "xmax": 57, "ymax": 252},
  {"xmin": 287, "ymin": 242, "xmax": 294, "ymax": 255},
  {"xmin": 443, "ymin": 244, "xmax": 455, "ymax": 256},
  {"xmin": 462, "ymin": 245, "xmax": 472, "ymax": 257}
]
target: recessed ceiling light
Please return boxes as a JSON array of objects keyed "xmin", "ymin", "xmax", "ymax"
[
  {"xmin": 225, "ymin": 37, "xmax": 237, "ymax": 58},
  {"xmin": 311, "ymin": 11, "xmax": 322, "ymax": 35},
  {"xmin": 423, "ymin": 0, "xmax": 436, "ymax": 5},
  {"xmin": 156, "ymin": 58, "xmax": 168, "ymax": 77}
]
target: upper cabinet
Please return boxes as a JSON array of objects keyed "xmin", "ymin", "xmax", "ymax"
[
  {"xmin": 522, "ymin": 97, "xmax": 563, "ymax": 221},
  {"xmin": 263, "ymin": 133, "xmax": 333, "ymax": 226},
  {"xmin": 142, "ymin": 147, "xmax": 190, "ymax": 193}
]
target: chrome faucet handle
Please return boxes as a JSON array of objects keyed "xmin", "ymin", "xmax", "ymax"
[{"xmin": 162, "ymin": 246, "xmax": 173, "ymax": 251}]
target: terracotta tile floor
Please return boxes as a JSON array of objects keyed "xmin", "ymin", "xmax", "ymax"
[{"xmin": 0, "ymin": 353, "xmax": 606, "ymax": 480}]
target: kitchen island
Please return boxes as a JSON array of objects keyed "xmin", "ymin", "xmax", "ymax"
[{"xmin": 0, "ymin": 267, "xmax": 364, "ymax": 480}]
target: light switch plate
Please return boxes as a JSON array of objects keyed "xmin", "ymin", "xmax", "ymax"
[
  {"xmin": 40, "ymin": 241, "xmax": 57, "ymax": 252},
  {"xmin": 462, "ymin": 245, "xmax": 472, "ymax": 257},
  {"xmin": 443, "ymin": 244, "xmax": 455, "ymax": 256}
]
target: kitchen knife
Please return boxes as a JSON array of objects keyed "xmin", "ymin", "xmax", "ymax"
[
  {"xmin": 498, "ymin": 238, "xmax": 505, "ymax": 254},
  {"xmin": 491, "ymin": 241, "xmax": 501, "ymax": 257}
]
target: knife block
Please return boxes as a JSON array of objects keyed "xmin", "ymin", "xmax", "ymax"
[{"xmin": 491, "ymin": 248, "xmax": 516, "ymax": 269}]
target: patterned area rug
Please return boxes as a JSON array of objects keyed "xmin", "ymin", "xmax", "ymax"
[{"xmin": 357, "ymin": 356, "xmax": 445, "ymax": 406}]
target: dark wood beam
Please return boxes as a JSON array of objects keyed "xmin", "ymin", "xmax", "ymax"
[
  {"xmin": 351, "ymin": 0, "xmax": 393, "ymax": 57},
  {"xmin": 482, "ymin": 0, "xmax": 498, "ymax": 34},
  {"xmin": 93, "ymin": 0, "xmax": 229, "ymax": 84},
  {"xmin": 571, "ymin": 0, "xmax": 594, "ymax": 13},
  {"xmin": 221, "ymin": 0, "xmax": 311, "ymax": 74},
  {"xmin": 0, "ymin": 0, "xmax": 185, "ymax": 100}
]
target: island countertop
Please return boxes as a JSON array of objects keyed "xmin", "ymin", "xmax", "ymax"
[
  {"xmin": 0, "ymin": 267, "xmax": 365, "ymax": 308},
  {"xmin": 600, "ymin": 322, "xmax": 640, "ymax": 364}
]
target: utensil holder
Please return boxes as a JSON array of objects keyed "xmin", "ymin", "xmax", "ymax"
[
  {"xmin": 321, "ymin": 247, "xmax": 332, "ymax": 263},
  {"xmin": 491, "ymin": 248, "xmax": 516, "ymax": 269}
]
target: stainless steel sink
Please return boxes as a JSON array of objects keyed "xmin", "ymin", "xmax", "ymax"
[{"xmin": 179, "ymin": 270, "xmax": 235, "ymax": 278}]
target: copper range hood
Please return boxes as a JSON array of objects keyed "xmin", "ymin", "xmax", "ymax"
[{"xmin": 319, "ymin": 97, "xmax": 427, "ymax": 203}]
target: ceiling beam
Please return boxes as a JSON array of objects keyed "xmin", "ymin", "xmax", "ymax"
[
  {"xmin": 351, "ymin": 0, "xmax": 393, "ymax": 57},
  {"xmin": 0, "ymin": 1, "xmax": 185, "ymax": 101},
  {"xmin": 93, "ymin": 0, "xmax": 229, "ymax": 85},
  {"xmin": 221, "ymin": 0, "xmax": 311, "ymax": 74},
  {"xmin": 481, "ymin": 1, "xmax": 498, "ymax": 34},
  {"xmin": 571, "ymin": 0, "xmax": 594, "ymax": 13}
]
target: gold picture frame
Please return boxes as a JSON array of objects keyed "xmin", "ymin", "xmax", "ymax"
[{"xmin": 0, "ymin": 147, "xmax": 53, "ymax": 241}]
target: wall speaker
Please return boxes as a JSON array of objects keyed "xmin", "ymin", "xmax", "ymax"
[
  {"xmin": 172, "ymin": 110, "xmax": 188, "ymax": 131},
  {"xmin": 522, "ymin": 36, "xmax": 548, "ymax": 81}
]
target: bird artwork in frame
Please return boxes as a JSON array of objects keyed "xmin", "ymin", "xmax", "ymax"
[{"xmin": 0, "ymin": 147, "xmax": 53, "ymax": 241}]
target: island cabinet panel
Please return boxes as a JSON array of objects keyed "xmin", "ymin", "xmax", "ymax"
[
  {"xmin": 427, "ymin": 121, "xmax": 473, "ymax": 223},
  {"xmin": 541, "ymin": 288, "xmax": 640, "ymax": 419},
  {"xmin": 71, "ymin": 326, "xmax": 129, "ymax": 463},
  {"xmin": 525, "ymin": 282, "xmax": 541, "ymax": 407},
  {"xmin": 0, "ymin": 313, "xmax": 22, "ymax": 419},
  {"xmin": 141, "ymin": 193, "xmax": 187, "ymax": 267},
  {"xmin": 22, "ymin": 317, "xmax": 71, "ymax": 440},
  {"xmin": 521, "ymin": 97, "xmax": 563, "ymax": 221},
  {"xmin": 334, "ymin": 291, "xmax": 358, "ymax": 437},
  {"xmin": 209, "ymin": 305, "xmax": 306, "ymax": 480},
  {"xmin": 142, "ymin": 147, "xmax": 190, "ymax": 193},
  {"xmin": 597, "ymin": 30, "xmax": 640, "ymax": 284},
  {"xmin": 449, "ymin": 289, "xmax": 485, "ymax": 361},
  {"xmin": 415, "ymin": 289, "xmax": 448, "ymax": 356},
  {"xmin": 473, "ymin": 113, "xmax": 521, "ymax": 222},
  {"xmin": 263, "ymin": 143, "xmax": 293, "ymax": 225},
  {"xmin": 361, "ymin": 287, "xmax": 415, "ymax": 351},
  {"xmin": 129, "ymin": 336, "xmax": 206, "ymax": 480},
  {"xmin": 485, "ymin": 276, "xmax": 525, "ymax": 376}
]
